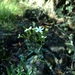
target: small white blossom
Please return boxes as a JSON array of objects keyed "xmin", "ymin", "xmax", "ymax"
[
  {"xmin": 24, "ymin": 26, "xmax": 32, "ymax": 32},
  {"xmin": 18, "ymin": 34, "xmax": 21, "ymax": 38},
  {"xmin": 68, "ymin": 49, "xmax": 72, "ymax": 54},
  {"xmin": 29, "ymin": 26, "xmax": 32, "ymax": 30},
  {"xmin": 41, "ymin": 36, "xmax": 47, "ymax": 38},
  {"xmin": 35, "ymin": 26, "xmax": 44, "ymax": 34},
  {"xmin": 24, "ymin": 29, "xmax": 29, "ymax": 32},
  {"xmin": 66, "ymin": 1, "xmax": 69, "ymax": 5}
]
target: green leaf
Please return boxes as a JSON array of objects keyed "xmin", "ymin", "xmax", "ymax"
[
  {"xmin": 66, "ymin": 5, "xmax": 73, "ymax": 13},
  {"xmin": 6, "ymin": 67, "xmax": 11, "ymax": 75}
]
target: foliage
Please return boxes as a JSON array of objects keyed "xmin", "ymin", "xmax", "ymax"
[
  {"xmin": 6, "ymin": 25, "xmax": 48, "ymax": 75},
  {"xmin": 56, "ymin": 0, "xmax": 74, "ymax": 17},
  {"xmin": 18, "ymin": 25, "xmax": 48, "ymax": 54},
  {"xmin": 0, "ymin": 0, "xmax": 75, "ymax": 75},
  {"xmin": 0, "ymin": 0, "xmax": 27, "ymax": 22}
]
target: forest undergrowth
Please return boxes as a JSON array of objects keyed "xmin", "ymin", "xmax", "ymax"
[{"xmin": 0, "ymin": 0, "xmax": 75, "ymax": 75}]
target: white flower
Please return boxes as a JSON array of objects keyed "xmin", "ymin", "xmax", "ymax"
[
  {"xmin": 41, "ymin": 36, "xmax": 47, "ymax": 38},
  {"xmin": 35, "ymin": 26, "xmax": 44, "ymax": 34},
  {"xmin": 18, "ymin": 34, "xmax": 21, "ymax": 38},
  {"xmin": 24, "ymin": 26, "xmax": 32, "ymax": 32},
  {"xmin": 29, "ymin": 26, "xmax": 32, "ymax": 30}
]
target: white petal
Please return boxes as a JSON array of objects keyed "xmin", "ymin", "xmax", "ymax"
[{"xmin": 29, "ymin": 26, "xmax": 32, "ymax": 30}]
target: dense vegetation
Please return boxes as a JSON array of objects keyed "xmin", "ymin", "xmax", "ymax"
[{"xmin": 0, "ymin": 0, "xmax": 75, "ymax": 75}]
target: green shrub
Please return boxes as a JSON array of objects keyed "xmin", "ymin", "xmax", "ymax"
[{"xmin": 0, "ymin": 0, "xmax": 22, "ymax": 22}]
